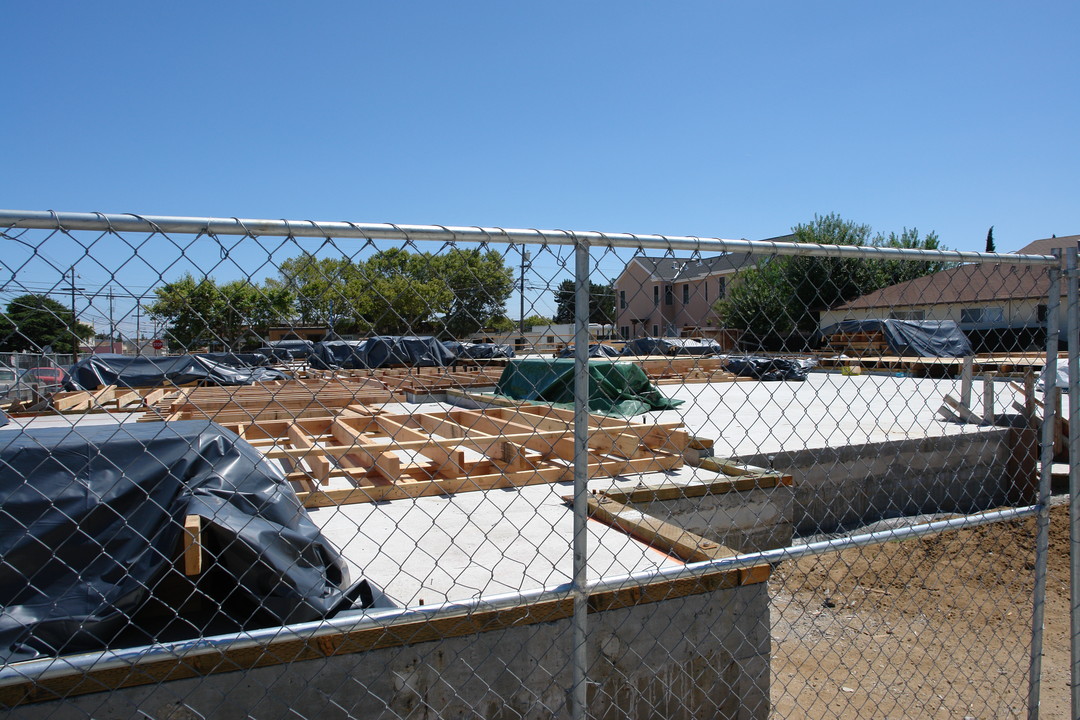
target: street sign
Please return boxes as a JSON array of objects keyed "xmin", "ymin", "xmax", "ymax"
[{"xmin": 151, "ymin": 339, "xmax": 164, "ymax": 350}]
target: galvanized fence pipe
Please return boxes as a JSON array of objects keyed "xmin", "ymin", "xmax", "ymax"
[
  {"xmin": 1068, "ymin": 245, "xmax": 1080, "ymax": 719},
  {"xmin": 1029, "ymin": 258, "xmax": 1061, "ymax": 719},
  {"xmin": 571, "ymin": 236, "xmax": 590, "ymax": 720},
  {"xmin": 0, "ymin": 502, "xmax": 1044, "ymax": 692},
  {"xmin": 0, "ymin": 209, "xmax": 1059, "ymax": 265}
]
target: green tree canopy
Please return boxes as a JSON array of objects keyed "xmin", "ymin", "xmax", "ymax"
[
  {"xmin": 553, "ymin": 280, "xmax": 616, "ymax": 325},
  {"xmin": 522, "ymin": 314, "xmax": 552, "ymax": 330},
  {"xmin": 144, "ymin": 275, "xmax": 294, "ymax": 350},
  {"xmin": 0, "ymin": 294, "xmax": 94, "ymax": 354},
  {"xmin": 715, "ymin": 213, "xmax": 950, "ymax": 337},
  {"xmin": 272, "ymin": 248, "xmax": 514, "ymax": 338}
]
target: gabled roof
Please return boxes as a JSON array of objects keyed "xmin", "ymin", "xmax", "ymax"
[
  {"xmin": 628, "ymin": 253, "xmax": 757, "ymax": 283},
  {"xmin": 834, "ymin": 234, "xmax": 1077, "ymax": 311},
  {"xmin": 1015, "ymin": 234, "xmax": 1080, "ymax": 256}
]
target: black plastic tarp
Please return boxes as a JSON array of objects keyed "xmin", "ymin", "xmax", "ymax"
[
  {"xmin": 817, "ymin": 319, "xmax": 973, "ymax": 358},
  {"xmin": 196, "ymin": 352, "xmax": 272, "ymax": 367},
  {"xmin": 64, "ymin": 354, "xmax": 289, "ymax": 391},
  {"xmin": 556, "ymin": 344, "xmax": 622, "ymax": 359},
  {"xmin": 0, "ymin": 420, "xmax": 360, "ymax": 662},
  {"xmin": 725, "ymin": 356, "xmax": 815, "ymax": 381},
  {"xmin": 621, "ymin": 337, "xmax": 721, "ymax": 356},
  {"xmin": 258, "ymin": 340, "xmax": 316, "ymax": 361},
  {"xmin": 443, "ymin": 342, "xmax": 516, "ymax": 359},
  {"xmin": 310, "ymin": 337, "xmax": 456, "ymax": 370}
]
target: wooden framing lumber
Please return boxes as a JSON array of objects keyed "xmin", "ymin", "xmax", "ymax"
[
  {"xmin": 217, "ymin": 406, "xmax": 691, "ymax": 508},
  {"xmin": 581, "ymin": 495, "xmax": 737, "ymax": 564}
]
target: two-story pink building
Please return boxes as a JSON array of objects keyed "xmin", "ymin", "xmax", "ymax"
[{"xmin": 614, "ymin": 253, "xmax": 758, "ymax": 339}]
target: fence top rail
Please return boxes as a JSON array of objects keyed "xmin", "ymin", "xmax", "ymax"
[{"xmin": 0, "ymin": 209, "xmax": 1060, "ymax": 266}]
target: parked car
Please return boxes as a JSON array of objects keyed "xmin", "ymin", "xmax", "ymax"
[
  {"xmin": 0, "ymin": 366, "xmax": 23, "ymax": 401},
  {"xmin": 24, "ymin": 366, "xmax": 66, "ymax": 388}
]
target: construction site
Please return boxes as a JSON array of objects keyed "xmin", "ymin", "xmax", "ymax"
[{"xmin": 0, "ymin": 212, "xmax": 1071, "ymax": 720}]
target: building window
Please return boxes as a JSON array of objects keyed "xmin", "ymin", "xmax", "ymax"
[
  {"xmin": 664, "ymin": 285, "xmax": 673, "ymax": 305},
  {"xmin": 888, "ymin": 310, "xmax": 925, "ymax": 321},
  {"xmin": 1038, "ymin": 304, "xmax": 1048, "ymax": 322},
  {"xmin": 653, "ymin": 286, "xmax": 659, "ymax": 306},
  {"xmin": 960, "ymin": 307, "xmax": 1004, "ymax": 324},
  {"xmin": 682, "ymin": 284, "xmax": 689, "ymax": 304},
  {"xmin": 704, "ymin": 282, "xmax": 708, "ymax": 302},
  {"xmin": 620, "ymin": 326, "xmax": 629, "ymax": 339},
  {"xmin": 619, "ymin": 290, "xmax": 626, "ymax": 309},
  {"xmin": 652, "ymin": 324, "xmax": 659, "ymax": 337},
  {"xmin": 717, "ymin": 278, "xmax": 726, "ymax": 299}
]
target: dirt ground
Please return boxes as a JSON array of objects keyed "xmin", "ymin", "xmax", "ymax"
[{"xmin": 770, "ymin": 502, "xmax": 1071, "ymax": 719}]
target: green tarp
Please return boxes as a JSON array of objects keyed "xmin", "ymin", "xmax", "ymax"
[{"xmin": 495, "ymin": 358, "xmax": 684, "ymax": 417}]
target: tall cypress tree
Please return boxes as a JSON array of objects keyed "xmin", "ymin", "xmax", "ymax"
[{"xmin": 985, "ymin": 226, "xmax": 995, "ymax": 253}]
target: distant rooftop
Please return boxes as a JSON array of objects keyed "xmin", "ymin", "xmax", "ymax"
[{"xmin": 630, "ymin": 253, "xmax": 758, "ymax": 283}]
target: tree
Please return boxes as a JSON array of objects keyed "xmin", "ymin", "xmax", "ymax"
[
  {"xmin": 436, "ymin": 248, "xmax": 515, "ymax": 338},
  {"xmin": 522, "ymin": 314, "xmax": 552, "ymax": 330},
  {"xmin": 0, "ymin": 294, "xmax": 94, "ymax": 354},
  {"xmin": 715, "ymin": 213, "xmax": 951, "ymax": 337},
  {"xmin": 272, "ymin": 247, "xmax": 515, "ymax": 338},
  {"xmin": 144, "ymin": 275, "xmax": 294, "ymax": 350},
  {"xmin": 986, "ymin": 226, "xmax": 995, "ymax": 253},
  {"xmin": 553, "ymin": 280, "xmax": 616, "ymax": 325}
]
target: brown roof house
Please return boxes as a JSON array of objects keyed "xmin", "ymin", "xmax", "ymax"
[
  {"xmin": 820, "ymin": 235, "xmax": 1079, "ymax": 350},
  {"xmin": 614, "ymin": 253, "xmax": 759, "ymax": 340}
]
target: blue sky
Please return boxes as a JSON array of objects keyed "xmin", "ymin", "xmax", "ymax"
[{"xmin": 2, "ymin": 1, "xmax": 1077, "ymax": 328}]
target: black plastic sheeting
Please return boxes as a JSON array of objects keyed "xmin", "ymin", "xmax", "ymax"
[
  {"xmin": 443, "ymin": 342, "xmax": 516, "ymax": 359},
  {"xmin": 556, "ymin": 344, "xmax": 622, "ymax": 359},
  {"xmin": 817, "ymin": 319, "xmax": 973, "ymax": 358},
  {"xmin": 621, "ymin": 337, "xmax": 722, "ymax": 356},
  {"xmin": 309, "ymin": 337, "xmax": 457, "ymax": 370},
  {"xmin": 64, "ymin": 354, "xmax": 289, "ymax": 391},
  {"xmin": 0, "ymin": 420, "xmax": 363, "ymax": 662},
  {"xmin": 196, "ymin": 352, "xmax": 273, "ymax": 367},
  {"xmin": 258, "ymin": 340, "xmax": 316, "ymax": 362},
  {"xmin": 725, "ymin": 356, "xmax": 816, "ymax": 381}
]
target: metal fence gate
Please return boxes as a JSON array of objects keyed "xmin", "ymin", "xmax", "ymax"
[{"xmin": 0, "ymin": 209, "xmax": 1074, "ymax": 719}]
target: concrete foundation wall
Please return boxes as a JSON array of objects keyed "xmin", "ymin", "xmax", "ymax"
[
  {"xmin": 14, "ymin": 583, "xmax": 769, "ymax": 720},
  {"xmin": 733, "ymin": 428, "xmax": 1023, "ymax": 535},
  {"xmin": 637, "ymin": 485, "xmax": 794, "ymax": 553}
]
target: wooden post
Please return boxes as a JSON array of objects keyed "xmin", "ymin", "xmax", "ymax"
[
  {"xmin": 960, "ymin": 356, "xmax": 974, "ymax": 410},
  {"xmin": 1024, "ymin": 368, "xmax": 1037, "ymax": 429},
  {"xmin": 983, "ymin": 373, "xmax": 996, "ymax": 425}
]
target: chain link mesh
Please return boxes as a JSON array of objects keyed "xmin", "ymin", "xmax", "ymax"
[{"xmin": 0, "ymin": 212, "xmax": 1069, "ymax": 719}]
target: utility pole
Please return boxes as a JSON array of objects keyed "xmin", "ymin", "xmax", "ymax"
[
  {"xmin": 519, "ymin": 248, "xmax": 531, "ymax": 339},
  {"xmin": 63, "ymin": 267, "xmax": 85, "ymax": 362},
  {"xmin": 108, "ymin": 286, "xmax": 115, "ymax": 352}
]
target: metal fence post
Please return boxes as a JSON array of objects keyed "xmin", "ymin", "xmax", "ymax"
[
  {"xmin": 571, "ymin": 235, "xmax": 591, "ymax": 720},
  {"xmin": 1029, "ymin": 257, "xmax": 1060, "ymax": 719},
  {"xmin": 1067, "ymin": 244, "xmax": 1080, "ymax": 720}
]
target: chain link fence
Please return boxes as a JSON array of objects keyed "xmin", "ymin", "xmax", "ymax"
[{"xmin": 0, "ymin": 210, "xmax": 1072, "ymax": 719}]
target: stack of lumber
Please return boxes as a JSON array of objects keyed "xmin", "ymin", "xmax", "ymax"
[
  {"xmin": 629, "ymin": 357, "xmax": 747, "ymax": 385},
  {"xmin": 142, "ymin": 376, "xmax": 392, "ymax": 424},
  {"xmin": 218, "ymin": 404, "xmax": 691, "ymax": 506},
  {"xmin": 5, "ymin": 386, "xmax": 172, "ymax": 415},
  {"xmin": 826, "ymin": 330, "xmax": 889, "ymax": 356},
  {"xmin": 292, "ymin": 366, "xmax": 503, "ymax": 396}
]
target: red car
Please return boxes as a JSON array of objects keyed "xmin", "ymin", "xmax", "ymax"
[{"xmin": 24, "ymin": 367, "xmax": 66, "ymax": 386}]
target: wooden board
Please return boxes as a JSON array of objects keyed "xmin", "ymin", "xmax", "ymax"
[{"xmin": 217, "ymin": 405, "xmax": 691, "ymax": 508}]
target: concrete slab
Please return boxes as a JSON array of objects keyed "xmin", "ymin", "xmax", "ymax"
[{"xmin": 310, "ymin": 480, "xmax": 684, "ymax": 608}]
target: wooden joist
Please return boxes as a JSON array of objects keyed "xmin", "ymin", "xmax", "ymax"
[{"xmin": 218, "ymin": 405, "xmax": 691, "ymax": 508}]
